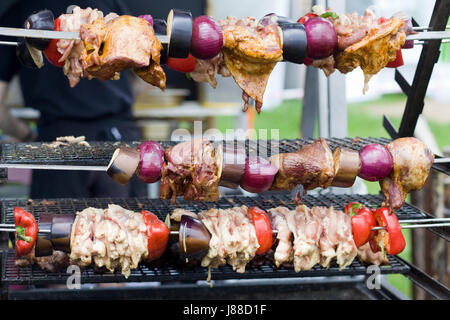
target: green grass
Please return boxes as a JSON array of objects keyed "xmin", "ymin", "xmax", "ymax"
[{"xmin": 215, "ymin": 93, "xmax": 449, "ymax": 299}]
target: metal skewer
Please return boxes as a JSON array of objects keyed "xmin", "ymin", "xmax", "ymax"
[
  {"xmin": 0, "ymin": 27, "xmax": 168, "ymax": 44},
  {"xmin": 412, "ymin": 25, "xmax": 450, "ymax": 31}
]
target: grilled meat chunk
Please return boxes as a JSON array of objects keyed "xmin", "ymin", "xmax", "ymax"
[
  {"xmin": 159, "ymin": 139, "xmax": 222, "ymax": 203},
  {"xmin": 15, "ymin": 248, "xmax": 69, "ymax": 272},
  {"xmin": 380, "ymin": 137, "xmax": 434, "ymax": 210},
  {"xmin": 268, "ymin": 206, "xmax": 294, "ymax": 267},
  {"xmin": 80, "ymin": 15, "xmax": 161, "ymax": 81},
  {"xmin": 70, "ymin": 205, "xmax": 148, "ymax": 278},
  {"xmin": 198, "ymin": 206, "xmax": 259, "ymax": 273},
  {"xmin": 270, "ymin": 138, "xmax": 335, "ymax": 192},
  {"xmin": 357, "ymin": 242, "xmax": 389, "ymax": 266},
  {"xmin": 218, "ymin": 16, "xmax": 283, "ymax": 113},
  {"xmin": 334, "ymin": 17, "xmax": 406, "ymax": 93},
  {"xmin": 57, "ymin": 6, "xmax": 111, "ymax": 87},
  {"xmin": 189, "ymin": 52, "xmax": 231, "ymax": 88},
  {"xmin": 312, "ymin": 207, "xmax": 357, "ymax": 269}
]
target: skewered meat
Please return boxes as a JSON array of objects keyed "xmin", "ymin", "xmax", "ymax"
[
  {"xmin": 218, "ymin": 16, "xmax": 283, "ymax": 113},
  {"xmin": 309, "ymin": 9, "xmax": 406, "ymax": 93},
  {"xmin": 159, "ymin": 139, "xmax": 222, "ymax": 202},
  {"xmin": 70, "ymin": 205, "xmax": 148, "ymax": 278},
  {"xmin": 380, "ymin": 137, "xmax": 434, "ymax": 210},
  {"xmin": 197, "ymin": 206, "xmax": 259, "ymax": 273},
  {"xmin": 57, "ymin": 7, "xmax": 110, "ymax": 87},
  {"xmin": 80, "ymin": 15, "xmax": 161, "ymax": 81},
  {"xmin": 57, "ymin": 6, "xmax": 165, "ymax": 89},
  {"xmin": 334, "ymin": 17, "xmax": 406, "ymax": 93},
  {"xmin": 15, "ymin": 247, "xmax": 69, "ymax": 272},
  {"xmin": 312, "ymin": 207, "xmax": 357, "ymax": 269},
  {"xmin": 357, "ymin": 242, "xmax": 388, "ymax": 266},
  {"xmin": 268, "ymin": 206, "xmax": 294, "ymax": 267},
  {"xmin": 270, "ymin": 138, "xmax": 335, "ymax": 192},
  {"xmin": 189, "ymin": 52, "xmax": 231, "ymax": 88}
]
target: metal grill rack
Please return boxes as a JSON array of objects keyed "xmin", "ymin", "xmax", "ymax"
[
  {"xmin": 0, "ymin": 193, "xmax": 413, "ymax": 286},
  {"xmin": 0, "ymin": 137, "xmax": 390, "ymax": 166},
  {"xmin": 1, "ymin": 136, "xmax": 448, "ymax": 175}
]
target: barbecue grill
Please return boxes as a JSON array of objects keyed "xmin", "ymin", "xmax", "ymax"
[{"xmin": 1, "ymin": 0, "xmax": 450, "ymax": 301}]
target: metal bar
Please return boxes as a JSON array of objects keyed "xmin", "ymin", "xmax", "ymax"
[
  {"xmin": 406, "ymin": 31, "xmax": 450, "ymax": 40},
  {"xmin": 0, "ymin": 41, "xmax": 17, "ymax": 46},
  {"xmin": 0, "ymin": 27, "xmax": 80, "ymax": 40},
  {"xmin": 0, "ymin": 27, "xmax": 169, "ymax": 43},
  {"xmin": 398, "ymin": 256, "xmax": 450, "ymax": 300},
  {"xmin": 399, "ymin": 218, "xmax": 450, "ymax": 223},
  {"xmin": 383, "ymin": 115, "xmax": 399, "ymax": 139},
  {"xmin": 372, "ymin": 223, "xmax": 450, "ymax": 230},
  {"xmin": 412, "ymin": 25, "xmax": 450, "ymax": 30},
  {"xmin": 394, "ymin": 70, "xmax": 411, "ymax": 96},
  {"xmin": 0, "ymin": 164, "xmax": 106, "ymax": 171},
  {"xmin": 398, "ymin": 0, "xmax": 450, "ymax": 137},
  {"xmin": 433, "ymin": 158, "xmax": 450, "ymax": 163}
]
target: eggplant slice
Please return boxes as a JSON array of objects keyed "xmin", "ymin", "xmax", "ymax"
[{"xmin": 167, "ymin": 9, "xmax": 192, "ymax": 58}]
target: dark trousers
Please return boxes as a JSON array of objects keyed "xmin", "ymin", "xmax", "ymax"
[{"xmin": 30, "ymin": 118, "xmax": 146, "ymax": 199}]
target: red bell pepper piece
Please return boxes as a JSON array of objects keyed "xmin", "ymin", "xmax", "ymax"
[
  {"xmin": 166, "ymin": 54, "xmax": 196, "ymax": 73},
  {"xmin": 44, "ymin": 17, "xmax": 64, "ymax": 67},
  {"xmin": 373, "ymin": 207, "xmax": 406, "ymax": 255},
  {"xmin": 142, "ymin": 210, "xmax": 170, "ymax": 261},
  {"xmin": 14, "ymin": 207, "xmax": 38, "ymax": 256},
  {"xmin": 386, "ymin": 49, "xmax": 404, "ymax": 68},
  {"xmin": 344, "ymin": 202, "xmax": 364, "ymax": 216},
  {"xmin": 297, "ymin": 12, "xmax": 318, "ymax": 25},
  {"xmin": 345, "ymin": 203, "xmax": 377, "ymax": 247},
  {"xmin": 248, "ymin": 207, "xmax": 273, "ymax": 255}
]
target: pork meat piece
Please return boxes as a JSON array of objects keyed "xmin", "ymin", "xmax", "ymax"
[
  {"xmin": 335, "ymin": 17, "xmax": 406, "ymax": 93},
  {"xmin": 283, "ymin": 205, "xmax": 322, "ymax": 272},
  {"xmin": 160, "ymin": 139, "xmax": 221, "ymax": 202},
  {"xmin": 268, "ymin": 206, "xmax": 294, "ymax": 267},
  {"xmin": 80, "ymin": 15, "xmax": 161, "ymax": 81},
  {"xmin": 357, "ymin": 242, "xmax": 389, "ymax": 266},
  {"xmin": 218, "ymin": 16, "xmax": 283, "ymax": 113},
  {"xmin": 198, "ymin": 206, "xmax": 259, "ymax": 273},
  {"xmin": 270, "ymin": 138, "xmax": 335, "ymax": 192},
  {"xmin": 380, "ymin": 137, "xmax": 434, "ymax": 210},
  {"xmin": 190, "ymin": 52, "xmax": 231, "ymax": 88}
]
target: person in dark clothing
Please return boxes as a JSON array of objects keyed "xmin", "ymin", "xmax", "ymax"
[{"xmin": 0, "ymin": 0, "xmax": 146, "ymax": 198}]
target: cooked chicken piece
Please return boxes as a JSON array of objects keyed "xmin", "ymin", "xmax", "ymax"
[
  {"xmin": 218, "ymin": 16, "xmax": 283, "ymax": 113},
  {"xmin": 70, "ymin": 205, "xmax": 148, "ymax": 278},
  {"xmin": 380, "ymin": 137, "xmax": 434, "ymax": 210},
  {"xmin": 357, "ymin": 242, "xmax": 389, "ymax": 266},
  {"xmin": 335, "ymin": 18, "xmax": 406, "ymax": 92},
  {"xmin": 198, "ymin": 206, "xmax": 259, "ymax": 273},
  {"xmin": 171, "ymin": 208, "xmax": 199, "ymax": 222},
  {"xmin": 284, "ymin": 205, "xmax": 322, "ymax": 272},
  {"xmin": 189, "ymin": 52, "xmax": 231, "ymax": 88},
  {"xmin": 268, "ymin": 206, "xmax": 294, "ymax": 267},
  {"xmin": 270, "ymin": 138, "xmax": 335, "ymax": 192},
  {"xmin": 160, "ymin": 139, "xmax": 221, "ymax": 202}
]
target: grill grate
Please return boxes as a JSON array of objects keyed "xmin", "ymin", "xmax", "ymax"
[
  {"xmin": 0, "ymin": 137, "xmax": 391, "ymax": 166},
  {"xmin": 1, "ymin": 193, "xmax": 419, "ymax": 285}
]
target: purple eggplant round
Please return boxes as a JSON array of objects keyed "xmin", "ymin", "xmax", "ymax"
[{"xmin": 178, "ymin": 215, "xmax": 211, "ymax": 261}]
